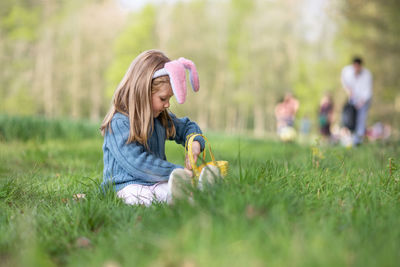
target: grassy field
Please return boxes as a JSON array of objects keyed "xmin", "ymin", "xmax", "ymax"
[{"xmin": 1, "ymin": 117, "xmax": 400, "ymax": 266}]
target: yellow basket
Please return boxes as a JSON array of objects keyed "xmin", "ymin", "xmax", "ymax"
[{"xmin": 185, "ymin": 133, "xmax": 228, "ymax": 178}]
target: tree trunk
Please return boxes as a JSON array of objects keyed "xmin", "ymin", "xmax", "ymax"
[
  {"xmin": 42, "ymin": 27, "xmax": 54, "ymax": 117},
  {"xmin": 253, "ymin": 104, "xmax": 265, "ymax": 137},
  {"xmin": 90, "ymin": 53, "xmax": 101, "ymax": 121},
  {"xmin": 225, "ymin": 106, "xmax": 236, "ymax": 134},
  {"xmin": 41, "ymin": 0, "xmax": 55, "ymax": 117},
  {"xmin": 70, "ymin": 28, "xmax": 81, "ymax": 119}
]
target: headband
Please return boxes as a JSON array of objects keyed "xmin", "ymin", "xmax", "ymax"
[{"xmin": 153, "ymin": 57, "xmax": 200, "ymax": 104}]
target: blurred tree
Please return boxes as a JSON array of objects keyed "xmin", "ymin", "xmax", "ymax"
[
  {"xmin": 2, "ymin": 0, "xmax": 399, "ymax": 136},
  {"xmin": 0, "ymin": 0, "xmax": 123, "ymax": 120},
  {"xmin": 160, "ymin": 0, "xmax": 228, "ymax": 130},
  {"xmin": 0, "ymin": 0, "xmax": 40, "ymax": 115},
  {"xmin": 105, "ymin": 4, "xmax": 158, "ymax": 101},
  {"xmin": 246, "ymin": 0, "xmax": 303, "ymax": 135},
  {"xmin": 337, "ymin": 0, "xmax": 400, "ymax": 128}
]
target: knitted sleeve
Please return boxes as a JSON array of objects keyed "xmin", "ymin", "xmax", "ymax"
[{"xmin": 169, "ymin": 113, "xmax": 205, "ymax": 150}]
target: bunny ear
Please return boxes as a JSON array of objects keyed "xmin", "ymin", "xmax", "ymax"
[
  {"xmin": 164, "ymin": 61, "xmax": 187, "ymax": 104},
  {"xmin": 153, "ymin": 57, "xmax": 200, "ymax": 104},
  {"xmin": 178, "ymin": 57, "xmax": 200, "ymax": 92}
]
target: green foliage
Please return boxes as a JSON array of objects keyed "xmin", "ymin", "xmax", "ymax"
[
  {"xmin": 337, "ymin": 0, "xmax": 400, "ymax": 126},
  {"xmin": 226, "ymin": 0, "xmax": 254, "ymax": 85},
  {"xmin": 1, "ymin": 0, "xmax": 400, "ymax": 133},
  {"xmin": 1, "ymin": 89, "xmax": 37, "ymax": 115},
  {"xmin": 0, "ymin": 4, "xmax": 40, "ymax": 41},
  {"xmin": 105, "ymin": 5, "xmax": 157, "ymax": 99},
  {"xmin": 293, "ymin": 57, "xmax": 341, "ymax": 120},
  {"xmin": 0, "ymin": 114, "xmax": 99, "ymax": 142}
]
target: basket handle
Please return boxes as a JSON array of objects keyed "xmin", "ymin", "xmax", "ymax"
[{"xmin": 185, "ymin": 133, "xmax": 216, "ymax": 177}]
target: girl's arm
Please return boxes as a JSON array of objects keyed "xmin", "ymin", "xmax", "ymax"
[
  {"xmin": 106, "ymin": 118, "xmax": 182, "ymax": 183},
  {"xmin": 169, "ymin": 113, "xmax": 205, "ymax": 150}
]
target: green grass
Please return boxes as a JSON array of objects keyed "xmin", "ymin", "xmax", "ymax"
[
  {"xmin": 0, "ymin": 114, "xmax": 99, "ymax": 142},
  {"xmin": 1, "ymin": 124, "xmax": 400, "ymax": 266}
]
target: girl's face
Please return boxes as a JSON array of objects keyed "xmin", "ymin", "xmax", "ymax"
[{"xmin": 152, "ymin": 83, "xmax": 174, "ymax": 118}]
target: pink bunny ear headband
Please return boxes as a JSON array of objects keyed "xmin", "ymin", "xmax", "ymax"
[{"xmin": 152, "ymin": 57, "xmax": 200, "ymax": 104}]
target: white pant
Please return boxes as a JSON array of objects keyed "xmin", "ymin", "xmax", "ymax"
[
  {"xmin": 116, "ymin": 168, "xmax": 185, "ymax": 206},
  {"xmin": 117, "ymin": 181, "xmax": 170, "ymax": 206},
  {"xmin": 117, "ymin": 166, "xmax": 220, "ymax": 206}
]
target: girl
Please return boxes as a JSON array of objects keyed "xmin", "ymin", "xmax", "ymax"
[{"xmin": 100, "ymin": 50, "xmax": 219, "ymax": 206}]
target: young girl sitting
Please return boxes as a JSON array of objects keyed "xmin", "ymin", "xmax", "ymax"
[{"xmin": 100, "ymin": 50, "xmax": 220, "ymax": 206}]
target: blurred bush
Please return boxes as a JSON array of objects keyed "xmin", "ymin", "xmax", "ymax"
[{"xmin": 0, "ymin": 114, "xmax": 100, "ymax": 142}]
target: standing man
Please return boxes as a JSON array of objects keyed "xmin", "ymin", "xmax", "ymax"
[{"xmin": 341, "ymin": 57, "xmax": 373, "ymax": 146}]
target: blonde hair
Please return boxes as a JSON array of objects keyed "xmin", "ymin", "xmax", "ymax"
[{"xmin": 100, "ymin": 50, "xmax": 176, "ymax": 147}]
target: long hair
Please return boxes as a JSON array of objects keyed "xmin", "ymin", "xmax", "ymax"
[{"xmin": 100, "ymin": 50, "xmax": 176, "ymax": 147}]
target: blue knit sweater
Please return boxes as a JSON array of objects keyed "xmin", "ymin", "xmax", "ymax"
[{"xmin": 102, "ymin": 112, "xmax": 205, "ymax": 191}]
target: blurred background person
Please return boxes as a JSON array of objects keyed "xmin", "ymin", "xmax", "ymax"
[
  {"xmin": 366, "ymin": 122, "xmax": 392, "ymax": 142},
  {"xmin": 275, "ymin": 93, "xmax": 299, "ymax": 141},
  {"xmin": 341, "ymin": 56, "xmax": 373, "ymax": 146},
  {"xmin": 318, "ymin": 93, "xmax": 334, "ymax": 139}
]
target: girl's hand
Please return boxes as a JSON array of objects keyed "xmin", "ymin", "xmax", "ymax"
[
  {"xmin": 183, "ymin": 168, "xmax": 193, "ymax": 177},
  {"xmin": 185, "ymin": 140, "xmax": 201, "ymax": 170}
]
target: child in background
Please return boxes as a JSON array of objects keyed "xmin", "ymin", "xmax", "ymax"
[
  {"xmin": 274, "ymin": 92, "xmax": 299, "ymax": 142},
  {"xmin": 318, "ymin": 94, "xmax": 334, "ymax": 138},
  {"xmin": 274, "ymin": 93, "xmax": 299, "ymax": 132},
  {"xmin": 100, "ymin": 50, "xmax": 220, "ymax": 206}
]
